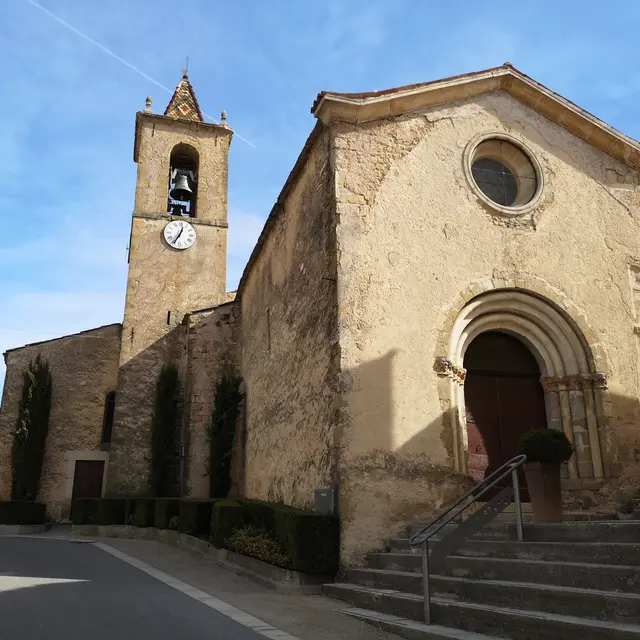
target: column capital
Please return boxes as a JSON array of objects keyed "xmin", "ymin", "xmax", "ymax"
[
  {"xmin": 434, "ymin": 357, "xmax": 466, "ymax": 384},
  {"xmin": 540, "ymin": 372, "xmax": 608, "ymax": 392}
]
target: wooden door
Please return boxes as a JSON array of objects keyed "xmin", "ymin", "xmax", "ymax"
[
  {"xmin": 464, "ymin": 331, "xmax": 547, "ymax": 499},
  {"xmin": 71, "ymin": 460, "xmax": 105, "ymax": 517}
]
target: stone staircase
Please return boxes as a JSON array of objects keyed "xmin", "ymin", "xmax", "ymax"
[{"xmin": 324, "ymin": 518, "xmax": 640, "ymax": 639}]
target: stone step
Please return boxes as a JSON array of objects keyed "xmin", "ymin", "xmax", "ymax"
[
  {"xmin": 374, "ymin": 539, "xmax": 640, "ymax": 570},
  {"xmin": 345, "ymin": 571, "xmax": 640, "ymax": 622},
  {"xmin": 408, "ymin": 509, "xmax": 618, "ymax": 531},
  {"xmin": 324, "ymin": 583, "xmax": 640, "ymax": 640},
  {"xmin": 338, "ymin": 608, "xmax": 498, "ymax": 640},
  {"xmin": 444, "ymin": 555, "xmax": 640, "ymax": 592},
  {"xmin": 406, "ymin": 520, "xmax": 640, "ymax": 543},
  {"xmin": 355, "ymin": 555, "xmax": 640, "ymax": 592},
  {"xmin": 457, "ymin": 539, "xmax": 640, "ymax": 565}
]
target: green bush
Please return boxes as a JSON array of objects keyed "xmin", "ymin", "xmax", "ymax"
[
  {"xmin": 241, "ymin": 499, "xmax": 281, "ymax": 532},
  {"xmin": 179, "ymin": 499, "xmax": 216, "ymax": 535},
  {"xmin": 124, "ymin": 499, "xmax": 136, "ymax": 525},
  {"xmin": 519, "ymin": 427, "xmax": 574, "ymax": 464},
  {"xmin": 154, "ymin": 498, "xmax": 181, "ymax": 529},
  {"xmin": 227, "ymin": 526, "xmax": 293, "ymax": 569},
  {"xmin": 11, "ymin": 355, "xmax": 52, "ymax": 501},
  {"xmin": 212, "ymin": 498, "xmax": 340, "ymax": 575},
  {"xmin": 211, "ymin": 499, "xmax": 244, "ymax": 548},
  {"xmin": 0, "ymin": 500, "xmax": 46, "ymax": 525},
  {"xmin": 150, "ymin": 364, "xmax": 181, "ymax": 498},
  {"xmin": 274, "ymin": 510, "xmax": 340, "ymax": 575},
  {"xmin": 133, "ymin": 498, "xmax": 156, "ymax": 527},
  {"xmin": 96, "ymin": 499, "xmax": 127, "ymax": 526},
  {"xmin": 72, "ymin": 498, "xmax": 99, "ymax": 525}
]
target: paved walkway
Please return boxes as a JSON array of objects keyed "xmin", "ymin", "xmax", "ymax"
[{"xmin": 1, "ymin": 528, "xmax": 397, "ymax": 640}]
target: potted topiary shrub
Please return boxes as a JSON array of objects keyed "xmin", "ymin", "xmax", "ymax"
[{"xmin": 518, "ymin": 428, "xmax": 574, "ymax": 523}]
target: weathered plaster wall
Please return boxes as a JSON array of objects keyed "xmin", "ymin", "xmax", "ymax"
[
  {"xmin": 0, "ymin": 324, "xmax": 121, "ymax": 519},
  {"xmin": 182, "ymin": 302, "xmax": 241, "ymax": 498},
  {"xmin": 240, "ymin": 128, "xmax": 338, "ymax": 508},
  {"xmin": 107, "ymin": 115, "xmax": 230, "ymax": 495},
  {"xmin": 332, "ymin": 91, "xmax": 640, "ymax": 564}
]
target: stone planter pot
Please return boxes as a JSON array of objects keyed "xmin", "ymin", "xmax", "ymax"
[{"xmin": 524, "ymin": 462, "xmax": 563, "ymax": 522}]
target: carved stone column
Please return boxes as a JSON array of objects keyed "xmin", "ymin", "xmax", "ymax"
[
  {"xmin": 539, "ymin": 373, "xmax": 607, "ymax": 480},
  {"xmin": 435, "ymin": 357, "xmax": 467, "ymax": 473},
  {"xmin": 540, "ymin": 376, "xmax": 578, "ymax": 480}
]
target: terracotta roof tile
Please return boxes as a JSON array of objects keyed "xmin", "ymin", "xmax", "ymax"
[{"xmin": 164, "ymin": 74, "xmax": 204, "ymax": 122}]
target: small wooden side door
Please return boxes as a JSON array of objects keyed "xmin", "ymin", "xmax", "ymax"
[{"xmin": 70, "ymin": 460, "xmax": 105, "ymax": 518}]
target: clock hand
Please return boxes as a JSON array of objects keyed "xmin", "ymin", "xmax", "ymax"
[{"xmin": 174, "ymin": 225, "xmax": 185, "ymax": 242}]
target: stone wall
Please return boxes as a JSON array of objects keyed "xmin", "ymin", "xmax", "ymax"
[
  {"xmin": 0, "ymin": 324, "xmax": 121, "ymax": 519},
  {"xmin": 182, "ymin": 302, "xmax": 241, "ymax": 498},
  {"xmin": 107, "ymin": 113, "xmax": 231, "ymax": 496},
  {"xmin": 240, "ymin": 127, "xmax": 339, "ymax": 508},
  {"xmin": 106, "ymin": 324, "xmax": 186, "ymax": 496},
  {"xmin": 330, "ymin": 91, "xmax": 640, "ymax": 564},
  {"xmin": 133, "ymin": 114, "xmax": 232, "ymax": 226}
]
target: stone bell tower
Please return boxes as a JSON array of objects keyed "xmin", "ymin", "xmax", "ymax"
[{"xmin": 106, "ymin": 73, "xmax": 233, "ymax": 496}]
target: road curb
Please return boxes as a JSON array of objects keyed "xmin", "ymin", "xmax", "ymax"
[
  {"xmin": 0, "ymin": 523, "xmax": 52, "ymax": 536},
  {"xmin": 72, "ymin": 524, "xmax": 331, "ymax": 595}
]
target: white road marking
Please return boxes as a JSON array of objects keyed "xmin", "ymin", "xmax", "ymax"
[
  {"xmin": 96, "ymin": 542, "xmax": 301, "ymax": 640},
  {"xmin": 0, "ymin": 576, "xmax": 89, "ymax": 593}
]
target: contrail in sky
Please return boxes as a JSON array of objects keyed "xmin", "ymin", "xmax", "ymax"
[{"xmin": 24, "ymin": 0, "xmax": 256, "ymax": 148}]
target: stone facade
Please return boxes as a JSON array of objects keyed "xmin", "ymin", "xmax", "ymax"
[
  {"xmin": 0, "ymin": 324, "xmax": 121, "ymax": 519},
  {"xmin": 4, "ymin": 65, "xmax": 640, "ymax": 570},
  {"xmin": 181, "ymin": 302, "xmax": 241, "ymax": 498},
  {"xmin": 319, "ymin": 84, "xmax": 640, "ymax": 564},
  {"xmin": 239, "ymin": 127, "xmax": 340, "ymax": 507}
]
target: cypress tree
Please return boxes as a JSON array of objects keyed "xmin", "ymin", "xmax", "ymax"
[
  {"xmin": 150, "ymin": 364, "xmax": 181, "ymax": 497},
  {"xmin": 207, "ymin": 375, "xmax": 243, "ymax": 498},
  {"xmin": 11, "ymin": 355, "xmax": 53, "ymax": 501}
]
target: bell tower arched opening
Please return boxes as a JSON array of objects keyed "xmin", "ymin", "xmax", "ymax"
[{"xmin": 168, "ymin": 143, "xmax": 199, "ymax": 217}]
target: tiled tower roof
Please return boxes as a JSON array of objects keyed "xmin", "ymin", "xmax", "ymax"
[{"xmin": 164, "ymin": 73, "xmax": 204, "ymax": 122}]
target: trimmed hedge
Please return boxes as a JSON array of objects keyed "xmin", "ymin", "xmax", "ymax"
[
  {"xmin": 72, "ymin": 498, "xmax": 99, "ymax": 525},
  {"xmin": 211, "ymin": 499, "xmax": 244, "ymax": 548},
  {"xmin": 179, "ymin": 499, "xmax": 217, "ymax": 535},
  {"xmin": 133, "ymin": 498, "xmax": 156, "ymax": 527},
  {"xmin": 211, "ymin": 498, "xmax": 339, "ymax": 575},
  {"xmin": 96, "ymin": 499, "xmax": 126, "ymax": 526},
  {"xmin": 274, "ymin": 509, "xmax": 340, "ymax": 575},
  {"xmin": 154, "ymin": 498, "xmax": 181, "ymax": 529},
  {"xmin": 0, "ymin": 500, "xmax": 46, "ymax": 525},
  {"xmin": 240, "ymin": 499, "xmax": 339, "ymax": 575},
  {"xmin": 69, "ymin": 496, "xmax": 340, "ymax": 576}
]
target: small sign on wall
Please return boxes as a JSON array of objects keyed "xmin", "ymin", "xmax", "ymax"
[{"xmin": 314, "ymin": 487, "xmax": 336, "ymax": 515}]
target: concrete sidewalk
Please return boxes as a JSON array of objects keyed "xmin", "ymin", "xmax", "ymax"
[{"xmin": 42, "ymin": 528, "xmax": 397, "ymax": 640}]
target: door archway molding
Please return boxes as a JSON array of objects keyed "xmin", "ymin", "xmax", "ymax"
[{"xmin": 436, "ymin": 288, "xmax": 607, "ymax": 482}]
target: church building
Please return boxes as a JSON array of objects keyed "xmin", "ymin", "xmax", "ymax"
[{"xmin": 2, "ymin": 63, "xmax": 640, "ymax": 566}]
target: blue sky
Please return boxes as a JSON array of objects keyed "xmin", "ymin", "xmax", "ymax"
[{"xmin": 1, "ymin": 0, "xmax": 640, "ymax": 388}]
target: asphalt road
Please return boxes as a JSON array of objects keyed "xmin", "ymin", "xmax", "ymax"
[{"xmin": 0, "ymin": 537, "xmax": 266, "ymax": 640}]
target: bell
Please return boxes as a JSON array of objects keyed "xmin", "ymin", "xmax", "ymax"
[{"xmin": 169, "ymin": 173, "xmax": 192, "ymax": 201}]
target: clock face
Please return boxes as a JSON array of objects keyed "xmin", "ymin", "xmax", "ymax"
[{"xmin": 164, "ymin": 220, "xmax": 196, "ymax": 250}]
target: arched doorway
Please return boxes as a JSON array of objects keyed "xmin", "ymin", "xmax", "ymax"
[
  {"xmin": 442, "ymin": 289, "xmax": 607, "ymax": 483},
  {"xmin": 464, "ymin": 331, "xmax": 547, "ymax": 489}
]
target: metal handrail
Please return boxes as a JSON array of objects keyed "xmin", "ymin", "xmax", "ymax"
[{"xmin": 409, "ymin": 454, "xmax": 527, "ymax": 624}]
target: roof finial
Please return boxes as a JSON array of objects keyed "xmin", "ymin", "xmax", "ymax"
[
  {"xmin": 221, "ymin": 110, "xmax": 228, "ymax": 126},
  {"xmin": 145, "ymin": 96, "xmax": 152, "ymax": 112},
  {"xmin": 503, "ymin": 61, "xmax": 513, "ymax": 68}
]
